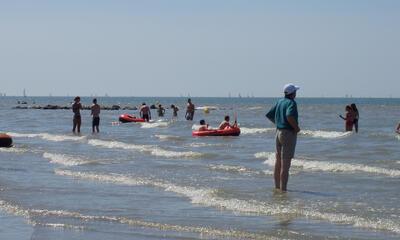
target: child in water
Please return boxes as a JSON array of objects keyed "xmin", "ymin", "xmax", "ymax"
[
  {"xmin": 198, "ymin": 119, "xmax": 209, "ymax": 131},
  {"xmin": 339, "ymin": 105, "xmax": 354, "ymax": 132}
]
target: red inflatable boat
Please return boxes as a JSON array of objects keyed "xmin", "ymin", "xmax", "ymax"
[
  {"xmin": 0, "ymin": 133, "xmax": 13, "ymax": 147},
  {"xmin": 119, "ymin": 114, "xmax": 145, "ymax": 123},
  {"xmin": 192, "ymin": 127, "xmax": 241, "ymax": 137}
]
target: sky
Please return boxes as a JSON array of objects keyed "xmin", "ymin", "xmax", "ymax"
[{"xmin": 0, "ymin": 0, "xmax": 399, "ymax": 97}]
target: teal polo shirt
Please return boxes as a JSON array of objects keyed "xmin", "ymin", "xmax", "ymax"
[{"xmin": 266, "ymin": 97, "xmax": 298, "ymax": 130}]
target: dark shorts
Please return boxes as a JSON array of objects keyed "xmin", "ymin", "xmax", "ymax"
[
  {"xmin": 92, "ymin": 117, "xmax": 100, "ymax": 127},
  {"xmin": 143, "ymin": 114, "xmax": 150, "ymax": 122},
  {"xmin": 73, "ymin": 115, "xmax": 81, "ymax": 125}
]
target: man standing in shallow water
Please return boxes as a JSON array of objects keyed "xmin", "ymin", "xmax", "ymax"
[
  {"xmin": 91, "ymin": 98, "xmax": 100, "ymax": 133},
  {"xmin": 266, "ymin": 84, "xmax": 301, "ymax": 192}
]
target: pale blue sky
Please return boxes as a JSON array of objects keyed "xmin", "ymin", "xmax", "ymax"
[{"xmin": 0, "ymin": 0, "xmax": 399, "ymax": 97}]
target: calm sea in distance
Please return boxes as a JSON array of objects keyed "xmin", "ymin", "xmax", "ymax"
[{"xmin": 0, "ymin": 96, "xmax": 399, "ymax": 240}]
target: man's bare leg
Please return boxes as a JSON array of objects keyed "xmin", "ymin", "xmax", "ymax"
[{"xmin": 274, "ymin": 152, "xmax": 282, "ymax": 189}]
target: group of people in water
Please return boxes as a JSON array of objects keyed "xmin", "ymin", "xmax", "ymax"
[
  {"xmin": 72, "ymin": 96, "xmax": 101, "ymax": 133},
  {"xmin": 197, "ymin": 115, "xmax": 238, "ymax": 132},
  {"xmin": 71, "ymin": 97, "xmax": 197, "ymax": 133},
  {"xmin": 69, "ymin": 85, "xmax": 399, "ymax": 194},
  {"xmin": 339, "ymin": 103, "xmax": 360, "ymax": 132}
]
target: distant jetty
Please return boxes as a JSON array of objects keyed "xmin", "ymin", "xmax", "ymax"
[{"xmin": 13, "ymin": 104, "xmax": 138, "ymax": 111}]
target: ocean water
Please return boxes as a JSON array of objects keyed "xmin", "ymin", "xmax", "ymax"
[{"xmin": 0, "ymin": 96, "xmax": 399, "ymax": 240}]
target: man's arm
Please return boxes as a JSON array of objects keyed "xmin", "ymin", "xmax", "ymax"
[
  {"xmin": 266, "ymin": 105, "xmax": 276, "ymax": 124},
  {"xmin": 287, "ymin": 116, "xmax": 300, "ymax": 133}
]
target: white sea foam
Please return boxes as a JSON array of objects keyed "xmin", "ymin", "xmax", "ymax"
[
  {"xmin": 257, "ymin": 152, "xmax": 400, "ymax": 177},
  {"xmin": 300, "ymin": 130, "xmax": 352, "ymax": 139},
  {"xmin": 195, "ymin": 106, "xmax": 218, "ymax": 110},
  {"xmin": 0, "ymin": 199, "xmax": 271, "ymax": 239},
  {"xmin": 140, "ymin": 121, "xmax": 170, "ymax": 128},
  {"xmin": 54, "ymin": 170, "xmax": 400, "ymax": 234},
  {"xmin": 240, "ymin": 127, "xmax": 275, "ymax": 135},
  {"xmin": 208, "ymin": 164, "xmax": 272, "ymax": 176},
  {"xmin": 43, "ymin": 153, "xmax": 98, "ymax": 166},
  {"xmin": 155, "ymin": 135, "xmax": 183, "ymax": 141},
  {"xmin": 254, "ymin": 152, "xmax": 273, "ymax": 160},
  {"xmin": 7, "ymin": 132, "xmax": 86, "ymax": 142},
  {"xmin": 247, "ymin": 106, "xmax": 264, "ymax": 110},
  {"xmin": 88, "ymin": 139, "xmax": 203, "ymax": 159},
  {"xmin": 0, "ymin": 147, "xmax": 27, "ymax": 154},
  {"xmin": 188, "ymin": 142, "xmax": 227, "ymax": 148}
]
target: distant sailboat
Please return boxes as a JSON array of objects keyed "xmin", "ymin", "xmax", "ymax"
[{"xmin": 23, "ymin": 88, "xmax": 27, "ymax": 98}]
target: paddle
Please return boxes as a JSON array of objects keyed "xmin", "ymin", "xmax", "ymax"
[{"xmin": 234, "ymin": 112, "xmax": 238, "ymax": 127}]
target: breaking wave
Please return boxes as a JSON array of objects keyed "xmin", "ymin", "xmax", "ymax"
[
  {"xmin": 140, "ymin": 121, "xmax": 170, "ymax": 129},
  {"xmin": 54, "ymin": 169, "xmax": 400, "ymax": 234},
  {"xmin": 43, "ymin": 153, "xmax": 99, "ymax": 166},
  {"xmin": 256, "ymin": 152, "xmax": 400, "ymax": 177},
  {"xmin": 300, "ymin": 130, "xmax": 353, "ymax": 139},
  {"xmin": 240, "ymin": 127, "xmax": 275, "ymax": 135},
  {"xmin": 154, "ymin": 135, "xmax": 183, "ymax": 141},
  {"xmin": 0, "ymin": 199, "xmax": 272, "ymax": 239},
  {"xmin": 88, "ymin": 139, "xmax": 203, "ymax": 159},
  {"xmin": 0, "ymin": 147, "xmax": 28, "ymax": 154},
  {"xmin": 7, "ymin": 132, "xmax": 86, "ymax": 142},
  {"xmin": 208, "ymin": 164, "xmax": 273, "ymax": 176}
]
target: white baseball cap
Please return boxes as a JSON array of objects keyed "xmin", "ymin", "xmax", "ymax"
[{"xmin": 283, "ymin": 83, "xmax": 300, "ymax": 95}]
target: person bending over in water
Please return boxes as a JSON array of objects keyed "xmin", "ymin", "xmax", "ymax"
[
  {"xmin": 91, "ymin": 98, "xmax": 100, "ymax": 133},
  {"xmin": 339, "ymin": 105, "xmax": 354, "ymax": 132},
  {"xmin": 140, "ymin": 102, "xmax": 151, "ymax": 122},
  {"xmin": 72, "ymin": 96, "xmax": 83, "ymax": 133},
  {"xmin": 198, "ymin": 119, "xmax": 209, "ymax": 131},
  {"xmin": 171, "ymin": 104, "xmax": 179, "ymax": 117},
  {"xmin": 157, "ymin": 104, "xmax": 165, "ymax": 117},
  {"xmin": 351, "ymin": 103, "xmax": 359, "ymax": 133},
  {"xmin": 218, "ymin": 115, "xmax": 237, "ymax": 130}
]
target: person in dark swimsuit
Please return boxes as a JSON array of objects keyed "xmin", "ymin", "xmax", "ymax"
[
  {"xmin": 185, "ymin": 98, "xmax": 195, "ymax": 121},
  {"xmin": 72, "ymin": 96, "xmax": 83, "ymax": 133},
  {"xmin": 140, "ymin": 103, "xmax": 151, "ymax": 122},
  {"xmin": 157, "ymin": 104, "xmax": 165, "ymax": 117},
  {"xmin": 170, "ymin": 104, "xmax": 179, "ymax": 118},
  {"xmin": 351, "ymin": 103, "xmax": 359, "ymax": 133}
]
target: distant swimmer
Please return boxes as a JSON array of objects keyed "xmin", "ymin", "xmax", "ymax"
[
  {"xmin": 140, "ymin": 102, "xmax": 151, "ymax": 122},
  {"xmin": 339, "ymin": 105, "xmax": 354, "ymax": 132},
  {"xmin": 185, "ymin": 98, "xmax": 195, "ymax": 121},
  {"xmin": 396, "ymin": 122, "xmax": 400, "ymax": 134},
  {"xmin": 351, "ymin": 103, "xmax": 359, "ymax": 133},
  {"xmin": 72, "ymin": 96, "xmax": 83, "ymax": 133},
  {"xmin": 218, "ymin": 115, "xmax": 237, "ymax": 130},
  {"xmin": 91, "ymin": 98, "xmax": 100, "ymax": 133},
  {"xmin": 170, "ymin": 104, "xmax": 179, "ymax": 117},
  {"xmin": 266, "ymin": 84, "xmax": 300, "ymax": 192},
  {"xmin": 198, "ymin": 119, "xmax": 209, "ymax": 131},
  {"xmin": 157, "ymin": 104, "xmax": 165, "ymax": 117}
]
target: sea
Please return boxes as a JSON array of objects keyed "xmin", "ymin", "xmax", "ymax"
[{"xmin": 0, "ymin": 96, "xmax": 399, "ymax": 240}]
